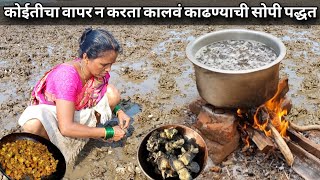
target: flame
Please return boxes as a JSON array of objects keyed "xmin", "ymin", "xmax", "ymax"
[
  {"xmin": 245, "ymin": 135, "xmax": 250, "ymax": 147},
  {"xmin": 253, "ymin": 107, "xmax": 272, "ymax": 137},
  {"xmin": 241, "ymin": 124, "xmax": 250, "ymax": 149},
  {"xmin": 238, "ymin": 79, "xmax": 290, "ymax": 138},
  {"xmin": 263, "ymin": 82, "xmax": 289, "ymax": 137},
  {"xmin": 237, "ymin": 109, "xmax": 243, "ymax": 118},
  {"xmin": 244, "ymin": 124, "xmax": 250, "ymax": 148}
]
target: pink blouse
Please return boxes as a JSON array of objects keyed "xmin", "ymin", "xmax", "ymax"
[{"xmin": 35, "ymin": 63, "xmax": 109, "ymax": 106}]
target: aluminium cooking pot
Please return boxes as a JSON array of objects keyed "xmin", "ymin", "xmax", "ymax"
[{"xmin": 186, "ymin": 29, "xmax": 286, "ymax": 108}]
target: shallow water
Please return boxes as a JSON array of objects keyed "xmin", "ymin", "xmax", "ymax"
[
  {"xmin": 0, "ymin": 26, "xmax": 318, "ymax": 180},
  {"xmin": 153, "ymin": 30, "xmax": 193, "ymax": 59}
]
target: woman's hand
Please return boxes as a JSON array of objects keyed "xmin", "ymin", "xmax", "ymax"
[
  {"xmin": 112, "ymin": 125, "xmax": 126, "ymax": 141},
  {"xmin": 117, "ymin": 110, "xmax": 130, "ymax": 129}
]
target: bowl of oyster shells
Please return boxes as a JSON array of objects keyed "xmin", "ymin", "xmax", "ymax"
[{"xmin": 137, "ymin": 124, "xmax": 208, "ymax": 180}]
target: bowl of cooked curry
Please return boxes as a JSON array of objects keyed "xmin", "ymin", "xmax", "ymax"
[{"xmin": 0, "ymin": 133, "xmax": 66, "ymax": 180}]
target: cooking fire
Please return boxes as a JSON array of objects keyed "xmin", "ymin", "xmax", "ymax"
[
  {"xmin": 190, "ymin": 78, "xmax": 320, "ymax": 179},
  {"xmin": 237, "ymin": 78, "xmax": 294, "ymax": 165}
]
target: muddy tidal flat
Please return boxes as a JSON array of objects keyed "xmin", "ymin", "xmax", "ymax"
[{"xmin": 0, "ymin": 25, "xmax": 319, "ymax": 180}]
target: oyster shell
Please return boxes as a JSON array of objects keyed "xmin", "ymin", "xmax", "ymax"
[
  {"xmin": 170, "ymin": 158, "xmax": 185, "ymax": 171},
  {"xmin": 145, "ymin": 128, "xmax": 201, "ymax": 180},
  {"xmin": 153, "ymin": 151, "xmax": 165, "ymax": 161},
  {"xmin": 164, "ymin": 128, "xmax": 178, "ymax": 139},
  {"xmin": 187, "ymin": 161, "xmax": 200, "ymax": 173},
  {"xmin": 177, "ymin": 168, "xmax": 192, "ymax": 180},
  {"xmin": 158, "ymin": 157, "xmax": 171, "ymax": 179},
  {"xmin": 165, "ymin": 138, "xmax": 185, "ymax": 154},
  {"xmin": 146, "ymin": 131, "xmax": 160, "ymax": 152},
  {"xmin": 164, "ymin": 169, "xmax": 176, "ymax": 178},
  {"xmin": 178, "ymin": 145, "xmax": 199, "ymax": 165}
]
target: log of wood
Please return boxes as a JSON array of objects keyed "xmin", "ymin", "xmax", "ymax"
[
  {"xmin": 269, "ymin": 79, "xmax": 320, "ymax": 132},
  {"xmin": 280, "ymin": 97, "xmax": 292, "ymax": 115},
  {"xmin": 274, "ymin": 80, "xmax": 320, "ymax": 132},
  {"xmin": 268, "ymin": 123, "xmax": 294, "ymax": 166},
  {"xmin": 287, "ymin": 128, "xmax": 320, "ymax": 159},
  {"xmin": 289, "ymin": 122, "xmax": 320, "ymax": 131},
  {"xmin": 246, "ymin": 126, "xmax": 274, "ymax": 153},
  {"xmin": 245, "ymin": 78, "xmax": 290, "ymax": 119},
  {"xmin": 266, "ymin": 77, "xmax": 289, "ymax": 108},
  {"xmin": 253, "ymin": 78, "xmax": 290, "ymax": 130},
  {"xmin": 288, "ymin": 141, "xmax": 320, "ymax": 180}
]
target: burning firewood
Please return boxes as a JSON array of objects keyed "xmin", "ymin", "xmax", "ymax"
[
  {"xmin": 265, "ymin": 78, "xmax": 289, "ymax": 110},
  {"xmin": 237, "ymin": 76, "xmax": 320, "ymax": 168},
  {"xmin": 262, "ymin": 78, "xmax": 294, "ymax": 166},
  {"xmin": 277, "ymin": 92, "xmax": 320, "ymax": 132},
  {"xmin": 268, "ymin": 123, "xmax": 294, "ymax": 166},
  {"xmin": 246, "ymin": 126, "xmax": 274, "ymax": 153},
  {"xmin": 237, "ymin": 77, "xmax": 295, "ymax": 166},
  {"xmin": 274, "ymin": 79, "xmax": 320, "ymax": 132}
]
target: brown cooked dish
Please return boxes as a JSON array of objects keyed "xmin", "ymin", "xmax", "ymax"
[{"xmin": 0, "ymin": 139, "xmax": 58, "ymax": 180}]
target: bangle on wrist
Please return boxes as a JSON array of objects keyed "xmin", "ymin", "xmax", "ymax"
[
  {"xmin": 113, "ymin": 104, "xmax": 121, "ymax": 116},
  {"xmin": 104, "ymin": 126, "xmax": 114, "ymax": 140},
  {"xmin": 116, "ymin": 109, "xmax": 122, "ymax": 117}
]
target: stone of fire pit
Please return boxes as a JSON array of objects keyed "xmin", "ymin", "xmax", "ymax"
[
  {"xmin": 195, "ymin": 106, "xmax": 238, "ymax": 145},
  {"xmin": 189, "ymin": 98, "xmax": 208, "ymax": 115},
  {"xmin": 190, "ymin": 98, "xmax": 240, "ymax": 164},
  {"xmin": 205, "ymin": 131, "xmax": 240, "ymax": 164}
]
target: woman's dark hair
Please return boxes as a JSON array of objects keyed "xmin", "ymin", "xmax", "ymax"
[{"xmin": 78, "ymin": 28, "xmax": 122, "ymax": 59}]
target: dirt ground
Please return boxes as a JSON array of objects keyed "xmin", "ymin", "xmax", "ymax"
[{"xmin": 0, "ymin": 25, "xmax": 319, "ymax": 180}]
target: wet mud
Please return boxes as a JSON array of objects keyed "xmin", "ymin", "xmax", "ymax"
[{"xmin": 0, "ymin": 25, "xmax": 319, "ymax": 179}]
